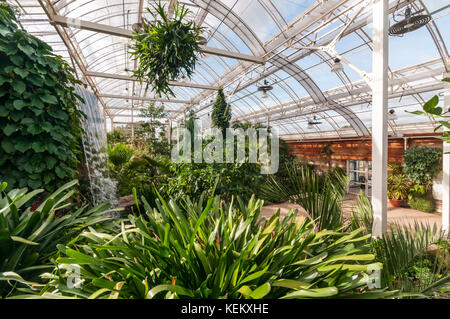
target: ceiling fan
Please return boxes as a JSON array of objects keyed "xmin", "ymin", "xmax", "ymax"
[
  {"xmin": 257, "ymin": 79, "xmax": 274, "ymax": 99},
  {"xmin": 389, "ymin": 0, "xmax": 431, "ymax": 36},
  {"xmin": 307, "ymin": 115, "xmax": 322, "ymax": 129}
]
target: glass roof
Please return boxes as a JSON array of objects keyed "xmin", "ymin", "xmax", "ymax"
[{"xmin": 11, "ymin": 0, "xmax": 450, "ymax": 139}]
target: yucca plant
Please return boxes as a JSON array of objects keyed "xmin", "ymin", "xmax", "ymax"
[
  {"xmin": 373, "ymin": 221, "xmax": 449, "ymax": 297},
  {"xmin": 260, "ymin": 162, "xmax": 349, "ymax": 231},
  {"xmin": 0, "ymin": 180, "xmax": 113, "ymax": 297},
  {"xmin": 350, "ymin": 191, "xmax": 373, "ymax": 235},
  {"xmin": 22, "ymin": 190, "xmax": 394, "ymax": 299}
]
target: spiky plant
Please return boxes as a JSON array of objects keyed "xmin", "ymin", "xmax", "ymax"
[{"xmin": 260, "ymin": 162, "xmax": 349, "ymax": 231}]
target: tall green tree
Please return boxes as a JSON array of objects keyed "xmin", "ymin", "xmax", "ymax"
[
  {"xmin": 135, "ymin": 102, "xmax": 169, "ymax": 156},
  {"xmin": 211, "ymin": 88, "xmax": 231, "ymax": 136}
]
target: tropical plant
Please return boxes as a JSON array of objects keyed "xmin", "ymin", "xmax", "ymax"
[
  {"xmin": 260, "ymin": 162, "xmax": 349, "ymax": 231},
  {"xmin": 407, "ymin": 183, "xmax": 431, "ymax": 212},
  {"xmin": 408, "ymin": 78, "xmax": 450, "ymax": 147},
  {"xmin": 350, "ymin": 191, "xmax": 373, "ymax": 235},
  {"xmin": 108, "ymin": 144, "xmax": 135, "ymax": 168},
  {"xmin": 318, "ymin": 142, "xmax": 334, "ymax": 168},
  {"xmin": 372, "ymin": 222, "xmax": 449, "ymax": 297},
  {"xmin": 0, "ymin": 3, "xmax": 84, "ymax": 191},
  {"xmin": 114, "ymin": 155, "xmax": 169, "ymax": 198},
  {"xmin": 0, "ymin": 180, "xmax": 113, "ymax": 297},
  {"xmin": 211, "ymin": 88, "xmax": 231, "ymax": 137},
  {"xmin": 20, "ymin": 192, "xmax": 391, "ymax": 299},
  {"xmin": 388, "ymin": 162, "xmax": 403, "ymax": 176},
  {"xmin": 134, "ymin": 102, "xmax": 169, "ymax": 156},
  {"xmin": 403, "ymin": 146, "xmax": 442, "ymax": 186},
  {"xmin": 163, "ymin": 161, "xmax": 263, "ymax": 202},
  {"xmin": 349, "ymin": 194, "xmax": 449, "ymax": 297},
  {"xmin": 408, "ymin": 195, "xmax": 434, "ymax": 213},
  {"xmin": 129, "ymin": 2, "xmax": 204, "ymax": 97},
  {"xmin": 387, "ymin": 173, "xmax": 409, "ymax": 201},
  {"xmin": 107, "ymin": 128, "xmax": 127, "ymax": 145}
]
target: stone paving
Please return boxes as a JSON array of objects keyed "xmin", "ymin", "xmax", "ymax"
[{"xmin": 261, "ymin": 196, "xmax": 442, "ymax": 230}]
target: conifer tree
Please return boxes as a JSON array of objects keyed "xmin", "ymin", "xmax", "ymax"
[{"xmin": 211, "ymin": 88, "xmax": 231, "ymax": 136}]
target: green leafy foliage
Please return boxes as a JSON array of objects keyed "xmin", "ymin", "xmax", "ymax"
[
  {"xmin": 260, "ymin": 162, "xmax": 349, "ymax": 231},
  {"xmin": 403, "ymin": 146, "xmax": 442, "ymax": 185},
  {"xmin": 373, "ymin": 222, "xmax": 448, "ymax": 297},
  {"xmin": 350, "ymin": 191, "xmax": 373, "ymax": 235},
  {"xmin": 0, "ymin": 3, "xmax": 84, "ymax": 191},
  {"xmin": 0, "ymin": 180, "xmax": 112, "ymax": 297},
  {"xmin": 114, "ymin": 155, "xmax": 169, "ymax": 198},
  {"xmin": 408, "ymin": 78, "xmax": 450, "ymax": 147},
  {"xmin": 408, "ymin": 196, "xmax": 434, "ymax": 213},
  {"xmin": 163, "ymin": 161, "xmax": 263, "ymax": 202},
  {"xmin": 348, "ymin": 194, "xmax": 449, "ymax": 297},
  {"xmin": 134, "ymin": 102, "xmax": 170, "ymax": 156},
  {"xmin": 211, "ymin": 89, "xmax": 231, "ymax": 137},
  {"xmin": 387, "ymin": 173, "xmax": 409, "ymax": 200},
  {"xmin": 25, "ymin": 192, "xmax": 391, "ymax": 299},
  {"xmin": 106, "ymin": 128, "xmax": 127, "ymax": 145},
  {"xmin": 108, "ymin": 144, "xmax": 135, "ymax": 168},
  {"xmin": 129, "ymin": 2, "xmax": 204, "ymax": 97}
]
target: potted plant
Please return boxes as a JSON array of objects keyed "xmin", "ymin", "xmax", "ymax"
[{"xmin": 387, "ymin": 173, "xmax": 409, "ymax": 207}]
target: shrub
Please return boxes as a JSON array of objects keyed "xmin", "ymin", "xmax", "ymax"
[
  {"xmin": 403, "ymin": 146, "xmax": 442, "ymax": 185},
  {"xmin": 108, "ymin": 144, "xmax": 135, "ymax": 168},
  {"xmin": 408, "ymin": 196, "xmax": 435, "ymax": 213},
  {"xmin": 0, "ymin": 3, "xmax": 84, "ymax": 191}
]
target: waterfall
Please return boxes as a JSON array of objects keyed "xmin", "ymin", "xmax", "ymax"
[{"xmin": 76, "ymin": 87, "xmax": 118, "ymax": 208}]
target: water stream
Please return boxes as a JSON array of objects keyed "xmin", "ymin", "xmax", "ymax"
[{"xmin": 76, "ymin": 87, "xmax": 118, "ymax": 208}]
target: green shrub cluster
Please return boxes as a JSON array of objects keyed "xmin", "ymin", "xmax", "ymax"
[
  {"xmin": 403, "ymin": 146, "xmax": 442, "ymax": 185},
  {"xmin": 0, "ymin": 180, "xmax": 112, "ymax": 297},
  {"xmin": 0, "ymin": 3, "xmax": 84, "ymax": 191},
  {"xmin": 408, "ymin": 196, "xmax": 435, "ymax": 213}
]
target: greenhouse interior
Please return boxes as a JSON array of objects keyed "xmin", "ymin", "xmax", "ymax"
[{"xmin": 0, "ymin": 0, "xmax": 450, "ymax": 301}]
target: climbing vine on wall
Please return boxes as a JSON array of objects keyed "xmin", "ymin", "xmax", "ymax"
[{"xmin": 0, "ymin": 2, "xmax": 84, "ymax": 191}]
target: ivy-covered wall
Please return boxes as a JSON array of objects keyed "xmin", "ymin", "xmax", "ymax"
[{"xmin": 0, "ymin": 2, "xmax": 84, "ymax": 190}]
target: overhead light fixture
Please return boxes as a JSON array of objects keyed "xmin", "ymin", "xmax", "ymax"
[
  {"xmin": 389, "ymin": 1, "xmax": 431, "ymax": 36},
  {"xmin": 197, "ymin": 36, "xmax": 208, "ymax": 46},
  {"xmin": 331, "ymin": 58, "xmax": 344, "ymax": 74},
  {"xmin": 132, "ymin": 23, "xmax": 143, "ymax": 32},
  {"xmin": 257, "ymin": 79, "xmax": 273, "ymax": 99},
  {"xmin": 388, "ymin": 109, "xmax": 398, "ymax": 121},
  {"xmin": 307, "ymin": 115, "xmax": 322, "ymax": 129}
]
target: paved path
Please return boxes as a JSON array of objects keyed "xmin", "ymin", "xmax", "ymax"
[{"xmin": 261, "ymin": 198, "xmax": 442, "ymax": 230}]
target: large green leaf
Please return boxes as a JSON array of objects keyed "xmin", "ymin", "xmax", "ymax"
[
  {"xmin": 12, "ymin": 80, "xmax": 26, "ymax": 94},
  {"xmin": 40, "ymin": 94, "xmax": 58, "ymax": 105}
]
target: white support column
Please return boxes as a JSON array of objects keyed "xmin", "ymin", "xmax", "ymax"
[
  {"xmin": 371, "ymin": 0, "xmax": 389, "ymax": 238},
  {"xmin": 443, "ymin": 74, "xmax": 450, "ymax": 236}
]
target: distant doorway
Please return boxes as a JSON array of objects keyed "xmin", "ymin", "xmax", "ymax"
[{"xmin": 347, "ymin": 160, "xmax": 372, "ymax": 196}]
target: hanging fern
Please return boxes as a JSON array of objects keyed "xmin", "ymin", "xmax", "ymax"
[{"xmin": 129, "ymin": 1, "xmax": 204, "ymax": 98}]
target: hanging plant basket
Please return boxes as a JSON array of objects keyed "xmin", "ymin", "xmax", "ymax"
[{"xmin": 129, "ymin": 2, "xmax": 204, "ymax": 98}]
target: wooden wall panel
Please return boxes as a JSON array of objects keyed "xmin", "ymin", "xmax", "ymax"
[{"xmin": 287, "ymin": 137, "xmax": 443, "ymax": 168}]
